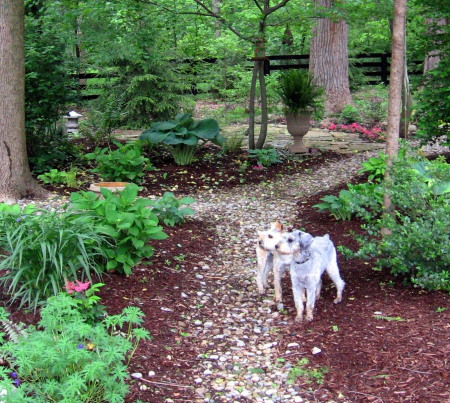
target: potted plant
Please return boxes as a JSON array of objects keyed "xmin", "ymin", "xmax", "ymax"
[{"xmin": 277, "ymin": 70, "xmax": 324, "ymax": 153}]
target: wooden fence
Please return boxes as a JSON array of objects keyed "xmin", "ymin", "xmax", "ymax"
[
  {"xmin": 262, "ymin": 53, "xmax": 423, "ymax": 85},
  {"xmin": 77, "ymin": 53, "xmax": 423, "ymax": 99}
]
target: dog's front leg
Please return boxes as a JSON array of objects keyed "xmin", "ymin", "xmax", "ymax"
[
  {"xmin": 273, "ymin": 259, "xmax": 284, "ymax": 309},
  {"xmin": 256, "ymin": 247, "xmax": 268, "ymax": 294}
]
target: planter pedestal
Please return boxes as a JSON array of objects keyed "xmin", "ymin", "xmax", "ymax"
[{"xmin": 286, "ymin": 111, "xmax": 311, "ymax": 153}]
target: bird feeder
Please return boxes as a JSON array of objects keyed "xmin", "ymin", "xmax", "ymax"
[{"xmin": 64, "ymin": 111, "xmax": 83, "ymax": 133}]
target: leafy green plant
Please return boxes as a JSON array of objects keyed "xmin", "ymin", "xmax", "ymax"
[
  {"xmin": 358, "ymin": 151, "xmax": 389, "ymax": 181},
  {"xmin": 70, "ymin": 183, "xmax": 168, "ymax": 275},
  {"xmin": 27, "ymin": 124, "xmax": 82, "ymax": 175},
  {"xmin": 140, "ymin": 113, "xmax": 225, "ymax": 165},
  {"xmin": 338, "ymin": 104, "xmax": 361, "ymax": 124},
  {"xmin": 149, "ymin": 192, "xmax": 196, "ymax": 226},
  {"xmin": 65, "ymin": 281, "xmax": 106, "ymax": 324},
  {"xmin": 314, "ymin": 182, "xmax": 383, "ymax": 222},
  {"xmin": 276, "ymin": 69, "xmax": 325, "ymax": 116},
  {"xmin": 0, "ymin": 308, "xmax": 27, "ymax": 345},
  {"xmin": 37, "ymin": 166, "xmax": 80, "ymax": 187},
  {"xmin": 313, "ymin": 191, "xmax": 353, "ymax": 221},
  {"xmin": 0, "ymin": 204, "xmax": 109, "ymax": 311},
  {"xmin": 0, "ymin": 293, "xmax": 150, "ymax": 403},
  {"xmin": 349, "ymin": 151, "xmax": 450, "ymax": 291},
  {"xmin": 85, "ymin": 141, "xmax": 152, "ymax": 183},
  {"xmin": 248, "ymin": 148, "xmax": 281, "ymax": 167},
  {"xmin": 222, "ymin": 133, "xmax": 245, "ymax": 155}
]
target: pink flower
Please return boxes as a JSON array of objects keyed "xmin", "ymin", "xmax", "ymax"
[
  {"xmin": 66, "ymin": 280, "xmax": 90, "ymax": 294},
  {"xmin": 253, "ymin": 164, "xmax": 264, "ymax": 171},
  {"xmin": 328, "ymin": 123, "xmax": 337, "ymax": 130}
]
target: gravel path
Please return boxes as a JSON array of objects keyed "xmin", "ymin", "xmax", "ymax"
[{"xmin": 182, "ymin": 151, "xmax": 378, "ymax": 403}]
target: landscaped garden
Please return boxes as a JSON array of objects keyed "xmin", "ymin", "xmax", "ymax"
[{"xmin": 1, "ymin": 1, "xmax": 449, "ymax": 402}]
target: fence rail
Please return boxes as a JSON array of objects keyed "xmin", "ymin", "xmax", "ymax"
[
  {"xmin": 262, "ymin": 53, "xmax": 423, "ymax": 85},
  {"xmin": 76, "ymin": 53, "xmax": 423, "ymax": 99}
]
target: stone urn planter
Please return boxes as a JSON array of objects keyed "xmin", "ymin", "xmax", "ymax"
[
  {"xmin": 89, "ymin": 182, "xmax": 129, "ymax": 196},
  {"xmin": 286, "ymin": 111, "xmax": 311, "ymax": 153}
]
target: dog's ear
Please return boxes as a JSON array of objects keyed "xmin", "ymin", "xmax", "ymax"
[
  {"xmin": 299, "ymin": 233, "xmax": 314, "ymax": 250},
  {"xmin": 272, "ymin": 221, "xmax": 284, "ymax": 232}
]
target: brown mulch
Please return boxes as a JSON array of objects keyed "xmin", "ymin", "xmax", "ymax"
[{"xmin": 2, "ymin": 149, "xmax": 449, "ymax": 402}]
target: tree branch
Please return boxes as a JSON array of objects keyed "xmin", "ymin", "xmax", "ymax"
[
  {"xmin": 252, "ymin": 0, "xmax": 264, "ymax": 13},
  {"xmin": 265, "ymin": 0, "xmax": 292, "ymax": 15}
]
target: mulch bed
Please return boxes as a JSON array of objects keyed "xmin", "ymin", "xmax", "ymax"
[{"xmin": 2, "ymin": 148, "xmax": 449, "ymax": 402}]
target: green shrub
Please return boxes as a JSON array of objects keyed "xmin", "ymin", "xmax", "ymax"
[
  {"xmin": 85, "ymin": 141, "xmax": 152, "ymax": 184},
  {"xmin": 338, "ymin": 104, "xmax": 361, "ymax": 124},
  {"xmin": 0, "ymin": 204, "xmax": 109, "ymax": 311},
  {"xmin": 0, "ymin": 294, "xmax": 150, "ymax": 402},
  {"xmin": 345, "ymin": 151, "xmax": 450, "ymax": 291},
  {"xmin": 149, "ymin": 192, "xmax": 196, "ymax": 226},
  {"xmin": 375, "ymin": 207, "xmax": 450, "ymax": 291},
  {"xmin": 37, "ymin": 167, "xmax": 81, "ymax": 188},
  {"xmin": 28, "ymin": 125, "xmax": 82, "ymax": 175},
  {"xmin": 222, "ymin": 133, "xmax": 245, "ymax": 155},
  {"xmin": 248, "ymin": 148, "xmax": 281, "ymax": 167},
  {"xmin": 140, "ymin": 113, "xmax": 225, "ymax": 165},
  {"xmin": 358, "ymin": 151, "xmax": 389, "ymax": 182},
  {"xmin": 70, "ymin": 183, "xmax": 168, "ymax": 275}
]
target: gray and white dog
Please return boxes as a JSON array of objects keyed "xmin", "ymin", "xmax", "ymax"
[{"xmin": 276, "ymin": 231, "xmax": 345, "ymax": 322}]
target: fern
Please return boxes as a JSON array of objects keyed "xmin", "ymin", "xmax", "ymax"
[{"xmin": 1, "ymin": 319, "xmax": 27, "ymax": 343}]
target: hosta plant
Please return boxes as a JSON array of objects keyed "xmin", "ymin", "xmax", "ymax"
[
  {"xmin": 140, "ymin": 113, "xmax": 224, "ymax": 165},
  {"xmin": 70, "ymin": 183, "xmax": 168, "ymax": 275},
  {"xmin": 85, "ymin": 141, "xmax": 152, "ymax": 183},
  {"xmin": 149, "ymin": 192, "xmax": 195, "ymax": 226}
]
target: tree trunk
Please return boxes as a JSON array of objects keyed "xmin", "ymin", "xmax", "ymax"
[
  {"xmin": 248, "ymin": 62, "xmax": 258, "ymax": 150},
  {"xmin": 382, "ymin": 0, "xmax": 406, "ymax": 230},
  {"xmin": 255, "ymin": 61, "xmax": 268, "ymax": 149},
  {"xmin": 0, "ymin": 0, "xmax": 47, "ymax": 203},
  {"xmin": 212, "ymin": 0, "xmax": 221, "ymax": 38},
  {"xmin": 309, "ymin": 0, "xmax": 353, "ymax": 116},
  {"xmin": 423, "ymin": 18, "xmax": 448, "ymax": 74}
]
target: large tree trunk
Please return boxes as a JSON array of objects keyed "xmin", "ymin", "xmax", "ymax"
[
  {"xmin": 423, "ymin": 18, "xmax": 448, "ymax": 74},
  {"xmin": 309, "ymin": 0, "xmax": 353, "ymax": 116},
  {"xmin": 382, "ymin": 0, "xmax": 406, "ymax": 229},
  {"xmin": 0, "ymin": 0, "xmax": 46, "ymax": 203}
]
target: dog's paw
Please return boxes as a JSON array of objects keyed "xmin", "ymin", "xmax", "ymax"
[
  {"xmin": 305, "ymin": 315, "xmax": 314, "ymax": 322},
  {"xmin": 294, "ymin": 315, "xmax": 303, "ymax": 323},
  {"xmin": 277, "ymin": 302, "xmax": 284, "ymax": 311},
  {"xmin": 333, "ymin": 297, "xmax": 342, "ymax": 304}
]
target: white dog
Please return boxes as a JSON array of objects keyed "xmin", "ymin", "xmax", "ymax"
[
  {"xmin": 256, "ymin": 222, "xmax": 305, "ymax": 308},
  {"xmin": 277, "ymin": 232, "xmax": 345, "ymax": 322}
]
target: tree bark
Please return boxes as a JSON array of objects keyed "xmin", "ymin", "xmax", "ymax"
[
  {"xmin": 382, "ymin": 0, "xmax": 406, "ymax": 229},
  {"xmin": 309, "ymin": 0, "xmax": 353, "ymax": 116},
  {"xmin": 423, "ymin": 18, "xmax": 448, "ymax": 74},
  {"xmin": 212, "ymin": 0, "xmax": 221, "ymax": 38},
  {"xmin": 0, "ymin": 0, "xmax": 47, "ymax": 202}
]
